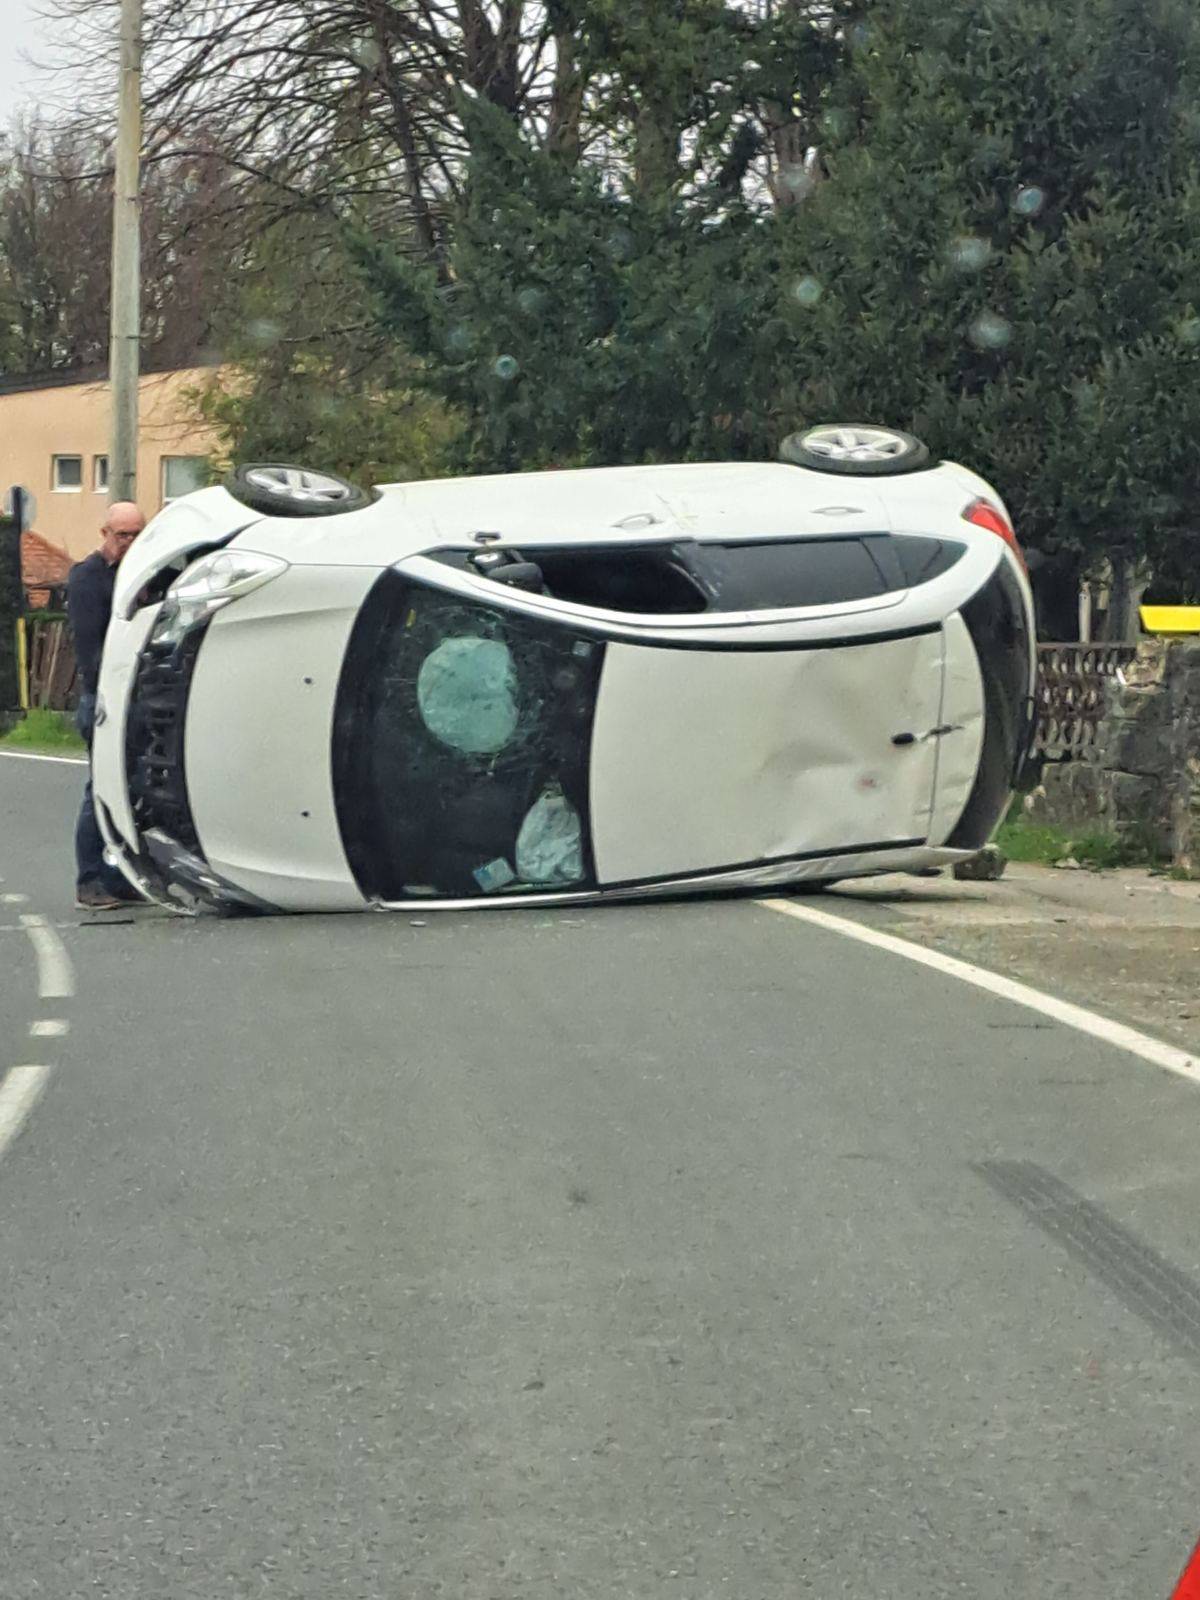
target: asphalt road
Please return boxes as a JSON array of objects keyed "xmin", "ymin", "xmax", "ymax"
[{"xmin": 2, "ymin": 751, "xmax": 1199, "ymax": 1600}]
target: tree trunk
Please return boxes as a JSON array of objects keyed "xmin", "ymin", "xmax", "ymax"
[
  {"xmin": 546, "ymin": 27, "xmax": 584, "ymax": 165},
  {"xmin": 633, "ymin": 96, "xmax": 681, "ymax": 199},
  {"xmin": 1101, "ymin": 553, "xmax": 1149, "ymax": 642},
  {"xmin": 369, "ymin": 2, "xmax": 449, "ymax": 279}
]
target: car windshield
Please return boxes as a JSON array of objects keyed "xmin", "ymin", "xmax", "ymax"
[{"xmin": 333, "ymin": 572, "xmax": 605, "ymax": 900}]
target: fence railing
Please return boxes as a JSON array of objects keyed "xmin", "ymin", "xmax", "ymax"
[{"xmin": 1033, "ymin": 642, "xmax": 1137, "ymax": 759}]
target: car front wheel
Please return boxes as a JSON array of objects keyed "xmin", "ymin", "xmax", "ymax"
[{"xmin": 225, "ymin": 463, "xmax": 373, "ymax": 517}]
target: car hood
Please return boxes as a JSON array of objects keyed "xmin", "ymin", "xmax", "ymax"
[{"xmin": 113, "ymin": 487, "xmax": 267, "ymax": 619}]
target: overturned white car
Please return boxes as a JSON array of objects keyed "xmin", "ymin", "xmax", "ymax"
[{"xmin": 91, "ymin": 426, "xmax": 1035, "ymax": 913}]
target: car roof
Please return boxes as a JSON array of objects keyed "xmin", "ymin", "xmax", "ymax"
[
  {"xmin": 369, "ymin": 459, "xmax": 979, "ymax": 548},
  {"xmin": 190, "ymin": 457, "xmax": 1002, "ymax": 581}
]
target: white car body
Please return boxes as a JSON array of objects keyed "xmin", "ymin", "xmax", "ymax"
[{"xmin": 92, "ymin": 458, "xmax": 1036, "ymax": 913}]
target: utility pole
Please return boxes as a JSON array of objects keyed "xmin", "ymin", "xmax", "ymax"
[{"xmin": 109, "ymin": 0, "xmax": 142, "ymax": 503}]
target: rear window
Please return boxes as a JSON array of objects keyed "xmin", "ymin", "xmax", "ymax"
[
  {"xmin": 892, "ymin": 536, "xmax": 967, "ymax": 586},
  {"xmin": 437, "ymin": 533, "xmax": 965, "ymax": 614},
  {"xmin": 697, "ymin": 538, "xmax": 895, "ymax": 609}
]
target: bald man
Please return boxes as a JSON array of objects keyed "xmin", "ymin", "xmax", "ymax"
[{"xmin": 67, "ymin": 501, "xmax": 147, "ymax": 909}]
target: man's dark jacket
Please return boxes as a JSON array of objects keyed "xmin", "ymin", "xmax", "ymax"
[{"xmin": 67, "ymin": 552, "xmax": 117, "ymax": 699}]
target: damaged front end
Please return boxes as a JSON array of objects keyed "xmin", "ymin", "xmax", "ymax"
[{"xmin": 111, "ymin": 551, "xmax": 291, "ymax": 914}]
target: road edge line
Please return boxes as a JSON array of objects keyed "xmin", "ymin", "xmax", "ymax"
[
  {"xmin": 759, "ymin": 896, "xmax": 1200, "ymax": 1087},
  {"xmin": 0, "ymin": 749, "xmax": 88, "ymax": 766},
  {"xmin": 0, "ymin": 1066, "xmax": 53, "ymax": 1161}
]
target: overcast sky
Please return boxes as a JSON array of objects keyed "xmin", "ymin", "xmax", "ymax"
[{"xmin": 1, "ymin": 0, "xmax": 79, "ymax": 117}]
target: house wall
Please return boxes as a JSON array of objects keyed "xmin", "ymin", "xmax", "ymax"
[{"xmin": 0, "ymin": 366, "xmax": 225, "ymax": 562}]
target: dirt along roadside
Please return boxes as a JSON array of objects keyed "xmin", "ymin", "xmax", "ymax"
[{"xmin": 824, "ymin": 864, "xmax": 1200, "ymax": 1058}]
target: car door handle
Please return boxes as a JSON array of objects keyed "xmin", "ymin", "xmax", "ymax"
[{"xmin": 891, "ymin": 723, "xmax": 963, "ymax": 747}]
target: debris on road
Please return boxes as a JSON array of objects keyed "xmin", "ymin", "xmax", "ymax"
[{"xmin": 953, "ymin": 844, "xmax": 1008, "ymax": 882}]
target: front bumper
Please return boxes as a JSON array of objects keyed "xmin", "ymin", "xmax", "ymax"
[
  {"xmin": 95, "ymin": 800, "xmax": 278, "ymax": 915},
  {"xmin": 93, "ymin": 604, "xmax": 273, "ymax": 913}
]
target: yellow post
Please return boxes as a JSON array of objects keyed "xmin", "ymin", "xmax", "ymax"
[
  {"xmin": 1140, "ymin": 605, "xmax": 1200, "ymax": 636},
  {"xmin": 15, "ymin": 616, "xmax": 29, "ymax": 712}
]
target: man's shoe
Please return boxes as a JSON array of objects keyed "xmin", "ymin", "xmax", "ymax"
[
  {"xmin": 75, "ymin": 882, "xmax": 125, "ymax": 911},
  {"xmin": 106, "ymin": 879, "xmax": 145, "ymax": 904}
]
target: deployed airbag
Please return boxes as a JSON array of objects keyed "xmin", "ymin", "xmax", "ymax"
[
  {"xmin": 416, "ymin": 636, "xmax": 518, "ymax": 755},
  {"xmin": 515, "ymin": 787, "xmax": 584, "ymax": 885}
]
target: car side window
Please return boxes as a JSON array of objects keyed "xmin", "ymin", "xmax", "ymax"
[{"xmin": 333, "ymin": 575, "xmax": 604, "ymax": 900}]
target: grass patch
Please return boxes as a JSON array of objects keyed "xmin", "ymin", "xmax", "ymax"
[
  {"xmin": 0, "ymin": 708, "xmax": 85, "ymax": 753},
  {"xmin": 997, "ymin": 806, "xmax": 1166, "ymax": 870},
  {"xmin": 995, "ymin": 815, "xmax": 1074, "ymax": 866}
]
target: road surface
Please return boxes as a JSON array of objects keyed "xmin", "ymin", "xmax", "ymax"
[{"xmin": 2, "ymin": 750, "xmax": 1198, "ymax": 1599}]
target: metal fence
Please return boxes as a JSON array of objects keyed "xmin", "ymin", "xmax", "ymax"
[{"xmin": 1033, "ymin": 642, "xmax": 1137, "ymax": 760}]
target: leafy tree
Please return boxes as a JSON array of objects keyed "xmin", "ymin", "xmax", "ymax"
[
  {"xmin": 195, "ymin": 217, "xmax": 461, "ymax": 482},
  {"xmin": 350, "ymin": 92, "xmax": 793, "ymax": 471},
  {"xmin": 0, "ymin": 119, "xmax": 237, "ymax": 376},
  {"xmin": 39, "ymin": 0, "xmax": 1199, "ymax": 631},
  {"xmin": 775, "ymin": 0, "xmax": 1200, "ymax": 632}
]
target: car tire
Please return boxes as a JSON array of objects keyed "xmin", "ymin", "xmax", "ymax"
[
  {"xmin": 225, "ymin": 463, "xmax": 374, "ymax": 518},
  {"xmin": 779, "ymin": 425, "xmax": 931, "ymax": 476}
]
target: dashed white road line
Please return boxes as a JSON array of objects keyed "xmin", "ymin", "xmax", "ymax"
[
  {"xmin": 760, "ymin": 896, "xmax": 1200, "ymax": 1087},
  {"xmin": 19, "ymin": 914, "xmax": 75, "ymax": 1000},
  {"xmin": 0, "ymin": 748, "xmax": 87, "ymax": 766},
  {"xmin": 30, "ymin": 1020, "xmax": 69, "ymax": 1039},
  {"xmin": 1, "ymin": 892, "xmax": 30, "ymax": 904},
  {"xmin": 0, "ymin": 1066, "xmax": 53, "ymax": 1161}
]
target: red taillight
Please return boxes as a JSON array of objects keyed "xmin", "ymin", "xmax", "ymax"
[{"xmin": 964, "ymin": 497, "xmax": 1026, "ymax": 571}]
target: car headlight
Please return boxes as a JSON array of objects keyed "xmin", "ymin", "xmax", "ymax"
[{"xmin": 150, "ymin": 550, "xmax": 288, "ymax": 647}]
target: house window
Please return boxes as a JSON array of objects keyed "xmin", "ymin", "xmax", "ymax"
[
  {"xmin": 161, "ymin": 455, "xmax": 209, "ymax": 502},
  {"xmin": 94, "ymin": 455, "xmax": 109, "ymax": 493},
  {"xmin": 52, "ymin": 455, "xmax": 83, "ymax": 492}
]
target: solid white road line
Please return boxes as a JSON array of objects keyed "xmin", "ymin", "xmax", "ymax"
[
  {"xmin": 0, "ymin": 749, "xmax": 87, "ymax": 766},
  {"xmin": 760, "ymin": 896, "xmax": 1200, "ymax": 1087},
  {"xmin": 0, "ymin": 1066, "xmax": 53, "ymax": 1161},
  {"xmin": 30, "ymin": 1020, "xmax": 69, "ymax": 1039},
  {"xmin": 19, "ymin": 914, "xmax": 75, "ymax": 1000}
]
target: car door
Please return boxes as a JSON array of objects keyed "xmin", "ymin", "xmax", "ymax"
[{"xmin": 587, "ymin": 629, "xmax": 947, "ymax": 885}]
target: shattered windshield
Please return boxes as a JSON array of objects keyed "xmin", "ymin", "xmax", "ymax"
[{"xmin": 333, "ymin": 573, "xmax": 603, "ymax": 900}]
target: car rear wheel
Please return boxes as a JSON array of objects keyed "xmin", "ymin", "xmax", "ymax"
[
  {"xmin": 780, "ymin": 425, "xmax": 931, "ymax": 476},
  {"xmin": 226, "ymin": 463, "xmax": 373, "ymax": 517}
]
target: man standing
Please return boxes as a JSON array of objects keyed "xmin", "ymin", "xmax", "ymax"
[{"xmin": 68, "ymin": 501, "xmax": 146, "ymax": 909}]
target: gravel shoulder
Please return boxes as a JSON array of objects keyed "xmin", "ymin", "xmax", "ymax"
[{"xmin": 825, "ymin": 864, "xmax": 1200, "ymax": 1058}]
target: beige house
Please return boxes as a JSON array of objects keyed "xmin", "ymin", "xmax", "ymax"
[{"xmin": 0, "ymin": 364, "xmax": 224, "ymax": 563}]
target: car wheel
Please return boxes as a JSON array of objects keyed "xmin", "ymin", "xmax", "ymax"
[
  {"xmin": 779, "ymin": 425, "xmax": 931, "ymax": 476},
  {"xmin": 225, "ymin": 463, "xmax": 373, "ymax": 517}
]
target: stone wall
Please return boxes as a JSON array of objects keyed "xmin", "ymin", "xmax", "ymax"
[{"xmin": 1033, "ymin": 640, "xmax": 1200, "ymax": 872}]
